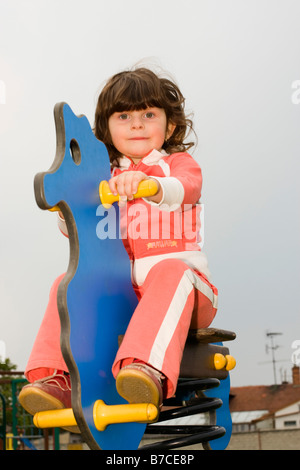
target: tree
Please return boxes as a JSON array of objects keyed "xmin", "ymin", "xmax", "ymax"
[{"xmin": 0, "ymin": 357, "xmax": 18, "ymax": 373}]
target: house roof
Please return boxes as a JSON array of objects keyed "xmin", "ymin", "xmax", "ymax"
[
  {"xmin": 230, "ymin": 383, "xmax": 300, "ymax": 415},
  {"xmin": 231, "ymin": 410, "xmax": 268, "ymax": 424}
]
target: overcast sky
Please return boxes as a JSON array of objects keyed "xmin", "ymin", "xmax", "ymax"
[{"xmin": 0, "ymin": 0, "xmax": 299, "ymax": 388}]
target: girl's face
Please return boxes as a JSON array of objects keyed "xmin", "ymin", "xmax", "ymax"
[{"xmin": 108, "ymin": 107, "xmax": 175, "ymax": 163}]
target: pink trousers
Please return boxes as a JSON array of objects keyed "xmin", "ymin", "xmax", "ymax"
[{"xmin": 25, "ymin": 259, "xmax": 218, "ymax": 398}]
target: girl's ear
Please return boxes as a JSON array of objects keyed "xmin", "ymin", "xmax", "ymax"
[{"xmin": 166, "ymin": 122, "xmax": 176, "ymax": 140}]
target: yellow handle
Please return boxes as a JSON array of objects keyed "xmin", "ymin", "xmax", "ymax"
[
  {"xmin": 225, "ymin": 354, "xmax": 236, "ymax": 371},
  {"xmin": 33, "ymin": 400, "xmax": 158, "ymax": 431},
  {"xmin": 213, "ymin": 353, "xmax": 236, "ymax": 371},
  {"xmin": 99, "ymin": 179, "xmax": 158, "ymax": 209}
]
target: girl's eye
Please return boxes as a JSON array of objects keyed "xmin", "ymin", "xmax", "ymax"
[
  {"xmin": 119, "ymin": 113, "xmax": 129, "ymax": 120},
  {"xmin": 144, "ymin": 112, "xmax": 155, "ymax": 119}
]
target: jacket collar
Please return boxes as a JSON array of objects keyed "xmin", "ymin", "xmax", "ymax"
[{"xmin": 118, "ymin": 149, "xmax": 168, "ymax": 170}]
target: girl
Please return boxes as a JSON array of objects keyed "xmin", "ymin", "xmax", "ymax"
[{"xmin": 19, "ymin": 67, "xmax": 218, "ymax": 419}]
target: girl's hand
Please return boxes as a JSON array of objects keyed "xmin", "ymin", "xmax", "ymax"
[{"xmin": 108, "ymin": 171, "xmax": 162, "ymax": 204}]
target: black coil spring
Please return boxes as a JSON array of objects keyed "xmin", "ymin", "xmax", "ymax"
[{"xmin": 140, "ymin": 378, "xmax": 225, "ymax": 450}]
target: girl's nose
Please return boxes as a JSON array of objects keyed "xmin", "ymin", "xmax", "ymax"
[{"xmin": 131, "ymin": 117, "xmax": 144, "ymax": 129}]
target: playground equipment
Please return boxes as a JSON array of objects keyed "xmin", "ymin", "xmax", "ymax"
[
  {"xmin": 99, "ymin": 179, "xmax": 158, "ymax": 209},
  {"xmin": 30, "ymin": 103, "xmax": 236, "ymax": 450},
  {"xmin": 0, "ymin": 393, "xmax": 6, "ymax": 450},
  {"xmin": 0, "ymin": 375, "xmax": 51, "ymax": 450}
]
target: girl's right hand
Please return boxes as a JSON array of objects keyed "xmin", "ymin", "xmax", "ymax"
[
  {"xmin": 108, "ymin": 171, "xmax": 150, "ymax": 201},
  {"xmin": 108, "ymin": 171, "xmax": 162, "ymax": 205}
]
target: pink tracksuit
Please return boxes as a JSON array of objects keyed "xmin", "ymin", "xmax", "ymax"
[{"xmin": 25, "ymin": 150, "xmax": 218, "ymax": 398}]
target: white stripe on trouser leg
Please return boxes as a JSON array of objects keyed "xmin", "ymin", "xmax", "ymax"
[{"xmin": 148, "ymin": 269, "xmax": 218, "ymax": 371}]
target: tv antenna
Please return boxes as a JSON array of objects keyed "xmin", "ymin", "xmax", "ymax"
[{"xmin": 265, "ymin": 331, "xmax": 283, "ymax": 385}]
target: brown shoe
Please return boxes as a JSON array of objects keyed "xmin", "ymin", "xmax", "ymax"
[
  {"xmin": 18, "ymin": 370, "xmax": 80, "ymax": 433},
  {"xmin": 116, "ymin": 363, "xmax": 164, "ymax": 411}
]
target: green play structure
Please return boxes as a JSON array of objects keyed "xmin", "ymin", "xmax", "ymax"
[{"xmin": 0, "ymin": 373, "xmax": 59, "ymax": 450}]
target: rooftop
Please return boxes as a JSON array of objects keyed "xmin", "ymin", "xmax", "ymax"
[{"xmin": 230, "ymin": 383, "xmax": 300, "ymax": 414}]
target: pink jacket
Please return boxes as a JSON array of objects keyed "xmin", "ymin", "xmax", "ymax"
[
  {"xmin": 112, "ymin": 150, "xmax": 211, "ymax": 286},
  {"xmin": 58, "ymin": 149, "xmax": 211, "ymax": 286}
]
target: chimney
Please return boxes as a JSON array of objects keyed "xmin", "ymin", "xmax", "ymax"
[{"xmin": 292, "ymin": 365, "xmax": 300, "ymax": 385}]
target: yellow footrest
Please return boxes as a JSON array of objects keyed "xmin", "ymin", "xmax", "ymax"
[
  {"xmin": 33, "ymin": 407, "xmax": 76, "ymax": 429},
  {"xmin": 33, "ymin": 400, "xmax": 158, "ymax": 431},
  {"xmin": 93, "ymin": 400, "xmax": 158, "ymax": 431}
]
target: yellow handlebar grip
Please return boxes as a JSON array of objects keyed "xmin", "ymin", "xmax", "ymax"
[
  {"xmin": 225, "ymin": 355, "xmax": 236, "ymax": 371},
  {"xmin": 213, "ymin": 353, "xmax": 236, "ymax": 371},
  {"xmin": 99, "ymin": 179, "xmax": 158, "ymax": 209},
  {"xmin": 213, "ymin": 353, "xmax": 227, "ymax": 370}
]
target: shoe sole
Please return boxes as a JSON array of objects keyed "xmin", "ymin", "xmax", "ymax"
[
  {"xmin": 19, "ymin": 387, "xmax": 80, "ymax": 434},
  {"xmin": 116, "ymin": 368, "xmax": 161, "ymax": 410}
]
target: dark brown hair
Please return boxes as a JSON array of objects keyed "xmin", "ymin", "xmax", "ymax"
[{"xmin": 94, "ymin": 67, "xmax": 196, "ymax": 167}]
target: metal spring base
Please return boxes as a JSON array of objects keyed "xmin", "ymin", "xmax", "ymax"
[{"xmin": 140, "ymin": 378, "xmax": 226, "ymax": 450}]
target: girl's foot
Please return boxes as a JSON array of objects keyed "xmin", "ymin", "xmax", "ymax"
[
  {"xmin": 18, "ymin": 370, "xmax": 80, "ymax": 433},
  {"xmin": 116, "ymin": 363, "xmax": 164, "ymax": 411}
]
